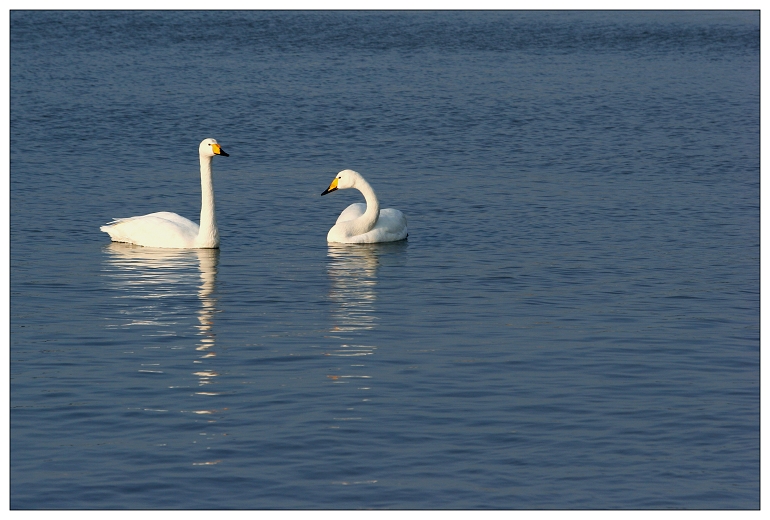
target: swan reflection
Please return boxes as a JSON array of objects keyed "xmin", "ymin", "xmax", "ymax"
[
  {"xmin": 324, "ymin": 242, "xmax": 407, "ymax": 416},
  {"xmin": 326, "ymin": 241, "xmax": 407, "ymax": 335},
  {"xmin": 102, "ymin": 242, "xmax": 221, "ymax": 395},
  {"xmin": 327, "ymin": 244, "xmax": 380, "ymax": 333},
  {"xmin": 191, "ymin": 247, "xmax": 220, "ymax": 392}
]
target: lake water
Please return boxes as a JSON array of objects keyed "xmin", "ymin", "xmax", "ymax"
[{"xmin": 9, "ymin": 11, "xmax": 759, "ymax": 509}]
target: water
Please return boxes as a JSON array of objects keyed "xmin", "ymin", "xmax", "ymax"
[{"xmin": 9, "ymin": 11, "xmax": 759, "ymax": 509}]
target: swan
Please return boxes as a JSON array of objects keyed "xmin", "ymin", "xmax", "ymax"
[
  {"xmin": 100, "ymin": 138, "xmax": 228, "ymax": 249},
  {"xmin": 321, "ymin": 169, "xmax": 408, "ymax": 244}
]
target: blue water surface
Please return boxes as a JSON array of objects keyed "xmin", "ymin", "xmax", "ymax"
[{"xmin": 10, "ymin": 11, "xmax": 759, "ymax": 509}]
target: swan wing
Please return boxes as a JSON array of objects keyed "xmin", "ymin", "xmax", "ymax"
[
  {"xmin": 345, "ymin": 208, "xmax": 408, "ymax": 244},
  {"xmin": 335, "ymin": 203, "xmax": 367, "ymax": 224},
  {"xmin": 101, "ymin": 212, "xmax": 199, "ymax": 248}
]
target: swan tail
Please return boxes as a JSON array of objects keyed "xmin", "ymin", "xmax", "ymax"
[{"xmin": 101, "ymin": 218, "xmax": 125, "ymax": 229}]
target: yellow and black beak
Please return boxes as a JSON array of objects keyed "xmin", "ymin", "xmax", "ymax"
[
  {"xmin": 321, "ymin": 177, "xmax": 338, "ymax": 196},
  {"xmin": 212, "ymin": 143, "xmax": 229, "ymax": 157}
]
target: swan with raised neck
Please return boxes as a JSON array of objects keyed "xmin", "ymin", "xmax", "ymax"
[
  {"xmin": 100, "ymin": 138, "xmax": 228, "ymax": 249},
  {"xmin": 321, "ymin": 169, "xmax": 408, "ymax": 244}
]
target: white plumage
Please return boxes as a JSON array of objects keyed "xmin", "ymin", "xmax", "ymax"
[
  {"xmin": 101, "ymin": 138, "xmax": 228, "ymax": 249},
  {"xmin": 321, "ymin": 169, "xmax": 408, "ymax": 244}
]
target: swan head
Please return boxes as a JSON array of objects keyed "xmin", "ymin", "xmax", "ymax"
[
  {"xmin": 321, "ymin": 169, "xmax": 360, "ymax": 196},
  {"xmin": 199, "ymin": 138, "xmax": 229, "ymax": 158}
]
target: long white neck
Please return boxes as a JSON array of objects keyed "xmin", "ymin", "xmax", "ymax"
[
  {"xmin": 350, "ymin": 176, "xmax": 380, "ymax": 236},
  {"xmin": 197, "ymin": 154, "xmax": 219, "ymax": 247}
]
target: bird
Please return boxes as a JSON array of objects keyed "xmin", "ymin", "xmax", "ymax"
[
  {"xmin": 100, "ymin": 138, "xmax": 228, "ymax": 249},
  {"xmin": 321, "ymin": 169, "xmax": 408, "ymax": 244}
]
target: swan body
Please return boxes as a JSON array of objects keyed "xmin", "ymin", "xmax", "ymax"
[
  {"xmin": 101, "ymin": 138, "xmax": 228, "ymax": 249},
  {"xmin": 321, "ymin": 169, "xmax": 408, "ymax": 244}
]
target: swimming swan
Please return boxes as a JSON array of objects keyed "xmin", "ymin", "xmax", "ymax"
[
  {"xmin": 100, "ymin": 138, "xmax": 228, "ymax": 249},
  {"xmin": 321, "ymin": 169, "xmax": 408, "ymax": 244}
]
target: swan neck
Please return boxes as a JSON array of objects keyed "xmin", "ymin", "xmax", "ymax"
[
  {"xmin": 198, "ymin": 155, "xmax": 219, "ymax": 246},
  {"xmin": 357, "ymin": 177, "xmax": 380, "ymax": 233}
]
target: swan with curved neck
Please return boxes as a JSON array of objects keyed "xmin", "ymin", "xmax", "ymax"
[
  {"xmin": 321, "ymin": 169, "xmax": 408, "ymax": 244},
  {"xmin": 100, "ymin": 138, "xmax": 228, "ymax": 248}
]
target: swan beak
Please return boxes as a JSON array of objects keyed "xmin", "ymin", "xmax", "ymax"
[
  {"xmin": 321, "ymin": 177, "xmax": 338, "ymax": 196},
  {"xmin": 212, "ymin": 144, "xmax": 229, "ymax": 157}
]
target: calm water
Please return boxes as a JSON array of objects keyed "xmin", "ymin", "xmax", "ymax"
[{"xmin": 10, "ymin": 11, "xmax": 759, "ymax": 509}]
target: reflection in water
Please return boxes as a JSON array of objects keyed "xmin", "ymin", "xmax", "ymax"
[
  {"xmin": 325, "ymin": 242, "xmax": 407, "ymax": 422},
  {"xmin": 191, "ymin": 248, "xmax": 220, "ymax": 396},
  {"xmin": 102, "ymin": 243, "xmax": 221, "ymax": 401},
  {"xmin": 327, "ymin": 244, "xmax": 380, "ymax": 333}
]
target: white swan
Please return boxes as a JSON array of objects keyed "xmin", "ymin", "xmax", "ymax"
[
  {"xmin": 321, "ymin": 169, "xmax": 408, "ymax": 244},
  {"xmin": 100, "ymin": 138, "xmax": 228, "ymax": 249}
]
